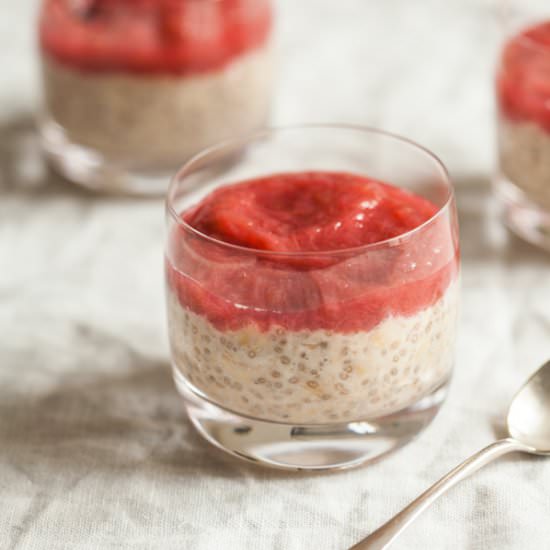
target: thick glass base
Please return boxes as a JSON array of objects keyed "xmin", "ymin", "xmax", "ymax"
[
  {"xmin": 39, "ymin": 119, "xmax": 175, "ymax": 197},
  {"xmin": 495, "ymin": 175, "xmax": 550, "ymax": 252},
  {"xmin": 174, "ymin": 368, "xmax": 449, "ymax": 471}
]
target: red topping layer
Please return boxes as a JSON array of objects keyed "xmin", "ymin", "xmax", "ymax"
[
  {"xmin": 187, "ymin": 172, "xmax": 437, "ymax": 252},
  {"xmin": 166, "ymin": 172, "xmax": 458, "ymax": 333},
  {"xmin": 497, "ymin": 21, "xmax": 550, "ymax": 132},
  {"xmin": 39, "ymin": 0, "xmax": 272, "ymax": 75}
]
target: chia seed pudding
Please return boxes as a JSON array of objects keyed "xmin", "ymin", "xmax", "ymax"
[
  {"xmin": 38, "ymin": 0, "xmax": 273, "ymax": 184},
  {"xmin": 498, "ymin": 117, "xmax": 550, "ymax": 210},
  {"xmin": 167, "ymin": 285, "xmax": 458, "ymax": 423},
  {"xmin": 165, "ymin": 171, "xmax": 460, "ymax": 424}
]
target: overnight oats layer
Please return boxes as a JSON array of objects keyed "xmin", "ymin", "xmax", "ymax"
[
  {"xmin": 38, "ymin": 0, "xmax": 273, "ymax": 186},
  {"xmin": 165, "ymin": 171, "xmax": 460, "ymax": 425},
  {"xmin": 497, "ymin": 21, "xmax": 550, "ymax": 211}
]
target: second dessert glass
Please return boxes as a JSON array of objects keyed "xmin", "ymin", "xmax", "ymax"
[
  {"xmin": 496, "ymin": 1, "xmax": 550, "ymax": 250},
  {"xmin": 38, "ymin": 0, "xmax": 274, "ymax": 195},
  {"xmin": 165, "ymin": 125, "xmax": 460, "ymax": 470}
]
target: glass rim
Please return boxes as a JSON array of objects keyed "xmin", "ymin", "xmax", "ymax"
[
  {"xmin": 515, "ymin": 34, "xmax": 550, "ymax": 56},
  {"xmin": 165, "ymin": 123, "xmax": 454, "ymax": 257},
  {"xmin": 50, "ymin": 0, "xmax": 244, "ymax": 17},
  {"xmin": 498, "ymin": 15, "xmax": 550, "ymax": 56}
]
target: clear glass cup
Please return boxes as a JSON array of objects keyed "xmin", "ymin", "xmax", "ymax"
[
  {"xmin": 165, "ymin": 125, "xmax": 460, "ymax": 471},
  {"xmin": 37, "ymin": 0, "xmax": 274, "ymax": 196},
  {"xmin": 495, "ymin": 0, "xmax": 550, "ymax": 250}
]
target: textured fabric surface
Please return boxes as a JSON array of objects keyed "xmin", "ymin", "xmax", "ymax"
[{"xmin": 2, "ymin": 1, "xmax": 550, "ymax": 549}]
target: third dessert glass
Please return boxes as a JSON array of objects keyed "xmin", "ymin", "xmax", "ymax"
[
  {"xmin": 496, "ymin": 2, "xmax": 550, "ymax": 250},
  {"xmin": 165, "ymin": 125, "xmax": 460, "ymax": 470},
  {"xmin": 38, "ymin": 0, "xmax": 273, "ymax": 195}
]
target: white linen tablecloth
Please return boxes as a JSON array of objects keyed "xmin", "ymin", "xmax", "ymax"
[{"xmin": 1, "ymin": 1, "xmax": 550, "ymax": 549}]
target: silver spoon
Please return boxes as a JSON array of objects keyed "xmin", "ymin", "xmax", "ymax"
[{"xmin": 349, "ymin": 359, "xmax": 550, "ymax": 550}]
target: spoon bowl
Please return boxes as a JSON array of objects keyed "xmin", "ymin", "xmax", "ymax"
[{"xmin": 507, "ymin": 360, "xmax": 550, "ymax": 454}]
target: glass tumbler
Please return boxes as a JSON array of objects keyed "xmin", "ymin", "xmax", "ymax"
[
  {"xmin": 496, "ymin": 0, "xmax": 550, "ymax": 249},
  {"xmin": 38, "ymin": 0, "xmax": 274, "ymax": 195},
  {"xmin": 165, "ymin": 125, "xmax": 460, "ymax": 471}
]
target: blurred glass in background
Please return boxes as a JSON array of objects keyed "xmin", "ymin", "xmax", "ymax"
[
  {"xmin": 37, "ymin": 0, "xmax": 274, "ymax": 195},
  {"xmin": 495, "ymin": 0, "xmax": 550, "ymax": 251}
]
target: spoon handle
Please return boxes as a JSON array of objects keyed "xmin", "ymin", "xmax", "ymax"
[{"xmin": 348, "ymin": 438, "xmax": 525, "ymax": 550}]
